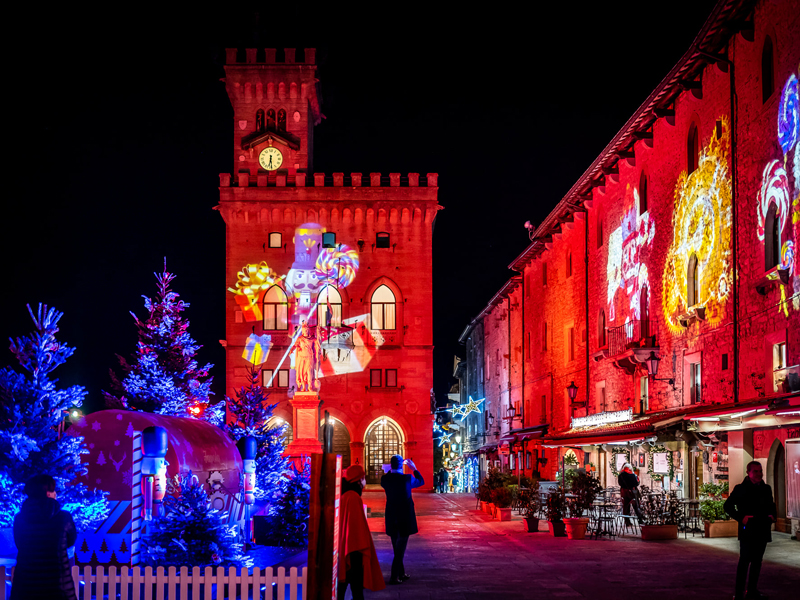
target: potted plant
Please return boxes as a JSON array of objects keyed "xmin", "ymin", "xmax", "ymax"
[
  {"xmin": 564, "ymin": 471, "xmax": 602, "ymax": 540},
  {"xmin": 521, "ymin": 482, "xmax": 542, "ymax": 532},
  {"xmin": 639, "ymin": 493, "xmax": 680, "ymax": 540},
  {"xmin": 492, "ymin": 487, "xmax": 513, "ymax": 521},
  {"xmin": 545, "ymin": 487, "xmax": 567, "ymax": 536},
  {"xmin": 478, "ymin": 481, "xmax": 492, "ymax": 513},
  {"xmin": 700, "ymin": 482, "xmax": 736, "ymax": 538}
]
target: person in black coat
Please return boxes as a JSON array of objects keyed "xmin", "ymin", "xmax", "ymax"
[
  {"xmin": 724, "ymin": 461, "xmax": 777, "ymax": 600},
  {"xmin": 11, "ymin": 474, "xmax": 78, "ymax": 600},
  {"xmin": 618, "ymin": 463, "xmax": 645, "ymax": 522},
  {"xmin": 380, "ymin": 454, "xmax": 424, "ymax": 585}
]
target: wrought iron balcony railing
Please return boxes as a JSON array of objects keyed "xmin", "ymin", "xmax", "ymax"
[{"xmin": 607, "ymin": 319, "xmax": 656, "ymax": 357}]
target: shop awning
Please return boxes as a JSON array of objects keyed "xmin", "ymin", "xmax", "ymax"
[
  {"xmin": 477, "ymin": 444, "xmax": 497, "ymax": 454},
  {"xmin": 681, "ymin": 399, "xmax": 770, "ymax": 421},
  {"xmin": 511, "ymin": 424, "xmax": 548, "ymax": 441},
  {"xmin": 498, "ymin": 434, "xmax": 517, "ymax": 446},
  {"xmin": 541, "ymin": 411, "xmax": 675, "ymax": 447}
]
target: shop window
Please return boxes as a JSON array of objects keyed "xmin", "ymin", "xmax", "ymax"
[
  {"xmin": 639, "ymin": 171, "xmax": 648, "ymax": 214},
  {"xmin": 317, "ymin": 285, "xmax": 342, "ymax": 327},
  {"xmin": 385, "ymin": 369, "xmax": 398, "ymax": 387},
  {"xmin": 762, "ymin": 36, "xmax": 774, "ymax": 104},
  {"xmin": 322, "ymin": 232, "xmax": 336, "ymax": 248},
  {"xmin": 370, "ymin": 284, "xmax": 396, "ymax": 330},
  {"xmin": 689, "ymin": 361, "xmax": 702, "ymax": 404},
  {"xmin": 376, "ymin": 232, "xmax": 390, "ymax": 248},
  {"xmin": 687, "ymin": 253, "xmax": 699, "ymax": 307},
  {"xmin": 370, "ymin": 369, "xmax": 382, "ymax": 388},
  {"xmin": 687, "ymin": 123, "xmax": 699, "ymax": 175},
  {"xmin": 598, "ymin": 309, "xmax": 607, "ymax": 348},
  {"xmin": 262, "ymin": 285, "xmax": 289, "ymax": 330},
  {"xmin": 268, "ymin": 232, "xmax": 282, "ymax": 248},
  {"xmin": 764, "ymin": 202, "xmax": 780, "ymax": 271},
  {"xmin": 278, "ymin": 108, "xmax": 287, "ymax": 130},
  {"xmin": 255, "ymin": 109, "xmax": 265, "ymax": 132},
  {"xmin": 263, "ymin": 368, "xmax": 289, "ymax": 388}
]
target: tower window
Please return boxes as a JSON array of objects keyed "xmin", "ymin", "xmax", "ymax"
[
  {"xmin": 597, "ymin": 213, "xmax": 604, "ymax": 248},
  {"xmin": 263, "ymin": 285, "xmax": 289, "ymax": 331},
  {"xmin": 566, "ymin": 251, "xmax": 572, "ymax": 278},
  {"xmin": 598, "ymin": 310, "xmax": 607, "ymax": 347},
  {"xmin": 542, "ymin": 262, "xmax": 548, "ymax": 287},
  {"xmin": 376, "ymin": 232, "xmax": 390, "ymax": 249},
  {"xmin": 385, "ymin": 369, "xmax": 398, "ymax": 388},
  {"xmin": 762, "ymin": 36, "xmax": 775, "ymax": 104},
  {"xmin": 322, "ymin": 232, "xmax": 336, "ymax": 248},
  {"xmin": 370, "ymin": 285, "xmax": 396, "ymax": 330},
  {"xmin": 267, "ymin": 109, "xmax": 276, "ymax": 129},
  {"xmin": 268, "ymin": 232, "xmax": 282, "ymax": 248},
  {"xmin": 317, "ymin": 285, "xmax": 342, "ymax": 327},
  {"xmin": 764, "ymin": 202, "xmax": 780, "ymax": 271},
  {"xmin": 687, "ymin": 123, "xmax": 699, "ymax": 174},
  {"xmin": 278, "ymin": 108, "xmax": 287, "ymax": 130},
  {"xmin": 256, "ymin": 109, "xmax": 265, "ymax": 132},
  {"xmin": 639, "ymin": 171, "xmax": 648, "ymax": 214},
  {"xmin": 370, "ymin": 369, "xmax": 382, "ymax": 387},
  {"xmin": 542, "ymin": 322, "xmax": 548, "ymax": 351},
  {"xmin": 687, "ymin": 254, "xmax": 699, "ymax": 307}
]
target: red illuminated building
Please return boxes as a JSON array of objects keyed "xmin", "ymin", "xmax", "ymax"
[
  {"xmin": 217, "ymin": 48, "xmax": 438, "ymax": 489},
  {"xmin": 458, "ymin": 0, "xmax": 800, "ymax": 533}
]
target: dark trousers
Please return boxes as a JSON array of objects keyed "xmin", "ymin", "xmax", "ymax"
[
  {"xmin": 337, "ymin": 552, "xmax": 364, "ymax": 600},
  {"xmin": 735, "ymin": 539, "xmax": 767, "ymax": 598},
  {"xmin": 389, "ymin": 534, "xmax": 409, "ymax": 581},
  {"xmin": 621, "ymin": 490, "xmax": 644, "ymax": 521}
]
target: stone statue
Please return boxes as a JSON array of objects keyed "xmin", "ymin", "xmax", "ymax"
[{"xmin": 292, "ymin": 320, "xmax": 321, "ymax": 392}]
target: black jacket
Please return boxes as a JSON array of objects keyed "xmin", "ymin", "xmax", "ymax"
[
  {"xmin": 618, "ymin": 471, "xmax": 639, "ymax": 493},
  {"xmin": 381, "ymin": 470, "xmax": 424, "ymax": 537},
  {"xmin": 724, "ymin": 477, "xmax": 777, "ymax": 543},
  {"xmin": 12, "ymin": 497, "xmax": 77, "ymax": 600}
]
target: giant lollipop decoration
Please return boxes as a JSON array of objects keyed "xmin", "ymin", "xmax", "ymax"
[{"xmin": 315, "ymin": 244, "xmax": 359, "ymax": 288}]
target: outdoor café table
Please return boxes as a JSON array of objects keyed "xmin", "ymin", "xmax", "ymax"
[
  {"xmin": 591, "ymin": 502, "xmax": 618, "ymax": 539},
  {"xmin": 678, "ymin": 498, "xmax": 702, "ymax": 535}
]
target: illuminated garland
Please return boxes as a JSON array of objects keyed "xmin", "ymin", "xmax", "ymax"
[
  {"xmin": 647, "ymin": 445, "xmax": 675, "ymax": 482},
  {"xmin": 662, "ymin": 116, "xmax": 732, "ymax": 332},
  {"xmin": 609, "ymin": 448, "xmax": 631, "ymax": 477}
]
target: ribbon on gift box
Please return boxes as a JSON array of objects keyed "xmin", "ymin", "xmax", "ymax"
[
  {"xmin": 228, "ymin": 262, "xmax": 285, "ymax": 320},
  {"xmin": 242, "ymin": 333, "xmax": 272, "ymax": 365}
]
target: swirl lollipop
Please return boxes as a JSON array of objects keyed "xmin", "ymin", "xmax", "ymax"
[
  {"xmin": 315, "ymin": 245, "xmax": 359, "ymax": 288},
  {"xmin": 778, "ymin": 74, "xmax": 799, "ymax": 155}
]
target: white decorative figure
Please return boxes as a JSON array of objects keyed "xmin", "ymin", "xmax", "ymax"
[{"xmin": 292, "ymin": 321, "xmax": 321, "ymax": 392}]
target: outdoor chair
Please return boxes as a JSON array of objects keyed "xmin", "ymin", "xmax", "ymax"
[{"xmin": 616, "ymin": 512, "xmax": 640, "ymax": 537}]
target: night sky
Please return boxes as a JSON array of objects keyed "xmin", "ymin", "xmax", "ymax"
[{"xmin": 3, "ymin": 2, "xmax": 719, "ymax": 412}]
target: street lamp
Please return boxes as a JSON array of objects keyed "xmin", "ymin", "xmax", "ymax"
[
  {"xmin": 488, "ymin": 413, "xmax": 494, "ymax": 426},
  {"xmin": 505, "ymin": 405, "xmax": 516, "ymax": 420},
  {"xmin": 455, "ymin": 435, "xmax": 462, "ymax": 444},
  {"xmin": 567, "ymin": 381, "xmax": 579, "ymax": 401},
  {"xmin": 646, "ymin": 352, "xmax": 677, "ymax": 388}
]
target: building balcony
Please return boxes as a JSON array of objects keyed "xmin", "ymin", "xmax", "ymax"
[{"xmin": 593, "ymin": 319, "xmax": 658, "ymax": 375}]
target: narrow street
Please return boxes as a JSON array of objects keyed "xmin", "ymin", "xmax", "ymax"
[{"xmin": 354, "ymin": 492, "xmax": 800, "ymax": 600}]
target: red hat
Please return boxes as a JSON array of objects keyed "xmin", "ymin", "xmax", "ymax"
[{"xmin": 345, "ymin": 464, "xmax": 365, "ymax": 483}]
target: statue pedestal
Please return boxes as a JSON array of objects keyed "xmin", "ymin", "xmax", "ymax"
[{"xmin": 285, "ymin": 391, "xmax": 322, "ymax": 469}]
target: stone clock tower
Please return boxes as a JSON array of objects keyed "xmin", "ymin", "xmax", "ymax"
[{"xmin": 217, "ymin": 48, "xmax": 439, "ymax": 490}]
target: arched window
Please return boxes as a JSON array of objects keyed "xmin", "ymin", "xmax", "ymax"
[
  {"xmin": 598, "ymin": 310, "xmax": 606, "ymax": 347},
  {"xmin": 765, "ymin": 202, "xmax": 780, "ymax": 271},
  {"xmin": 762, "ymin": 36, "xmax": 774, "ymax": 104},
  {"xmin": 267, "ymin": 109, "xmax": 276, "ymax": 129},
  {"xmin": 277, "ymin": 108, "xmax": 287, "ymax": 130},
  {"xmin": 317, "ymin": 285, "xmax": 343, "ymax": 327},
  {"xmin": 370, "ymin": 284, "xmax": 396, "ymax": 330},
  {"xmin": 262, "ymin": 285, "xmax": 288, "ymax": 330},
  {"xmin": 639, "ymin": 171, "xmax": 648, "ymax": 214},
  {"xmin": 255, "ymin": 109, "xmax": 265, "ymax": 132},
  {"xmin": 640, "ymin": 285, "xmax": 649, "ymax": 338},
  {"xmin": 687, "ymin": 123, "xmax": 699, "ymax": 174},
  {"xmin": 687, "ymin": 254, "xmax": 699, "ymax": 307}
]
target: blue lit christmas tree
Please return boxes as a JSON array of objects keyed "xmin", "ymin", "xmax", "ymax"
[
  {"xmin": 104, "ymin": 263, "xmax": 223, "ymax": 424},
  {"xmin": 141, "ymin": 472, "xmax": 250, "ymax": 568},
  {"xmin": 271, "ymin": 457, "xmax": 311, "ymax": 547},
  {"xmin": 0, "ymin": 304, "xmax": 109, "ymax": 530},
  {"xmin": 224, "ymin": 366, "xmax": 288, "ymax": 501}
]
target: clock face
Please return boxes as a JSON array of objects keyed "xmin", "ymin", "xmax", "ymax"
[{"xmin": 258, "ymin": 147, "xmax": 283, "ymax": 171}]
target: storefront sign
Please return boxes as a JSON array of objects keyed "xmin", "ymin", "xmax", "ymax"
[
  {"xmin": 653, "ymin": 452, "xmax": 670, "ymax": 474},
  {"xmin": 571, "ymin": 408, "xmax": 634, "ymax": 429}
]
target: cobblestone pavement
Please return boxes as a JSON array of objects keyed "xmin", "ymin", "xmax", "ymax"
[{"xmin": 349, "ymin": 491, "xmax": 800, "ymax": 600}]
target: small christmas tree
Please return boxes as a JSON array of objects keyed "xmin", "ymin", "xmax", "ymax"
[
  {"xmin": 141, "ymin": 472, "xmax": 250, "ymax": 568},
  {"xmin": 271, "ymin": 457, "xmax": 311, "ymax": 547},
  {"xmin": 224, "ymin": 366, "xmax": 288, "ymax": 501},
  {"xmin": 0, "ymin": 304, "xmax": 109, "ymax": 530},
  {"xmin": 100, "ymin": 539, "xmax": 109, "ymax": 554},
  {"xmin": 119, "ymin": 539, "xmax": 128, "ymax": 554},
  {"xmin": 104, "ymin": 263, "xmax": 222, "ymax": 424}
]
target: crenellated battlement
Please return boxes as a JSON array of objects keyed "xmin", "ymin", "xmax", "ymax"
[
  {"xmin": 219, "ymin": 172, "xmax": 438, "ymax": 188},
  {"xmin": 225, "ymin": 48, "xmax": 316, "ymax": 65}
]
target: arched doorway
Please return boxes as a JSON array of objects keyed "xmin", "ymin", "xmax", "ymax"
[
  {"xmin": 364, "ymin": 418, "xmax": 403, "ymax": 484},
  {"xmin": 769, "ymin": 439, "xmax": 786, "ymax": 526},
  {"xmin": 318, "ymin": 417, "xmax": 351, "ymax": 468}
]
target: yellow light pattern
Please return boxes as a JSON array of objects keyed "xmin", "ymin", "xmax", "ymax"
[
  {"xmin": 227, "ymin": 261, "xmax": 285, "ymax": 322},
  {"xmin": 662, "ymin": 117, "xmax": 732, "ymax": 332}
]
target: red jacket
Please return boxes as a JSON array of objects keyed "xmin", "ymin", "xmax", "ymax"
[{"xmin": 338, "ymin": 490, "xmax": 385, "ymax": 591}]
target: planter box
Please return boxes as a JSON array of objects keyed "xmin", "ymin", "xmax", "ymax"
[
  {"xmin": 564, "ymin": 517, "xmax": 590, "ymax": 540},
  {"xmin": 524, "ymin": 517, "xmax": 540, "ymax": 532},
  {"xmin": 479, "ymin": 501, "xmax": 487, "ymax": 513},
  {"xmin": 548, "ymin": 520, "xmax": 566, "ymax": 537},
  {"xmin": 641, "ymin": 524, "xmax": 678, "ymax": 540},
  {"xmin": 704, "ymin": 519, "xmax": 737, "ymax": 538},
  {"xmin": 485, "ymin": 502, "xmax": 494, "ymax": 515},
  {"xmin": 497, "ymin": 508, "xmax": 512, "ymax": 521}
]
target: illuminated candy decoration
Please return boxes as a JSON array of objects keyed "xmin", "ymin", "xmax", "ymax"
[
  {"xmin": 662, "ymin": 116, "xmax": 732, "ymax": 331},
  {"xmin": 781, "ymin": 240, "xmax": 794, "ymax": 271},
  {"xmin": 227, "ymin": 262, "xmax": 285, "ymax": 321},
  {"xmin": 778, "ymin": 74, "xmax": 799, "ymax": 155},
  {"xmin": 756, "ymin": 160, "xmax": 790, "ymax": 242},
  {"xmin": 242, "ymin": 333, "xmax": 272, "ymax": 365},
  {"xmin": 315, "ymin": 245, "xmax": 360, "ymax": 288}
]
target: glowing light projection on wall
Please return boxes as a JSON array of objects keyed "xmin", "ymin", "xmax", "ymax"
[
  {"xmin": 662, "ymin": 117, "xmax": 732, "ymax": 332},
  {"xmin": 757, "ymin": 160, "xmax": 794, "ymax": 273},
  {"xmin": 227, "ymin": 262, "xmax": 285, "ymax": 322},
  {"xmin": 606, "ymin": 185, "xmax": 655, "ymax": 322},
  {"xmin": 778, "ymin": 73, "xmax": 799, "ymax": 155}
]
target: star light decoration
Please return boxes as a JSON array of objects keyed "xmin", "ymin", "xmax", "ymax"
[
  {"xmin": 459, "ymin": 396, "xmax": 485, "ymax": 421},
  {"xmin": 437, "ymin": 432, "xmax": 452, "ymax": 447}
]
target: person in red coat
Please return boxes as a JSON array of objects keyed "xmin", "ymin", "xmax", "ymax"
[{"xmin": 337, "ymin": 464, "xmax": 385, "ymax": 600}]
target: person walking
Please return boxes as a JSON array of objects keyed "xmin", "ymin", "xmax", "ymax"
[
  {"xmin": 438, "ymin": 467, "xmax": 447, "ymax": 493},
  {"xmin": 337, "ymin": 465, "xmax": 385, "ymax": 600},
  {"xmin": 724, "ymin": 460, "xmax": 777, "ymax": 600},
  {"xmin": 11, "ymin": 474, "xmax": 78, "ymax": 600},
  {"xmin": 381, "ymin": 454, "xmax": 424, "ymax": 585},
  {"xmin": 618, "ymin": 463, "xmax": 645, "ymax": 522}
]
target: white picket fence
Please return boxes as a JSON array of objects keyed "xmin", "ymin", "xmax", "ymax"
[{"xmin": 1, "ymin": 565, "xmax": 306, "ymax": 600}]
